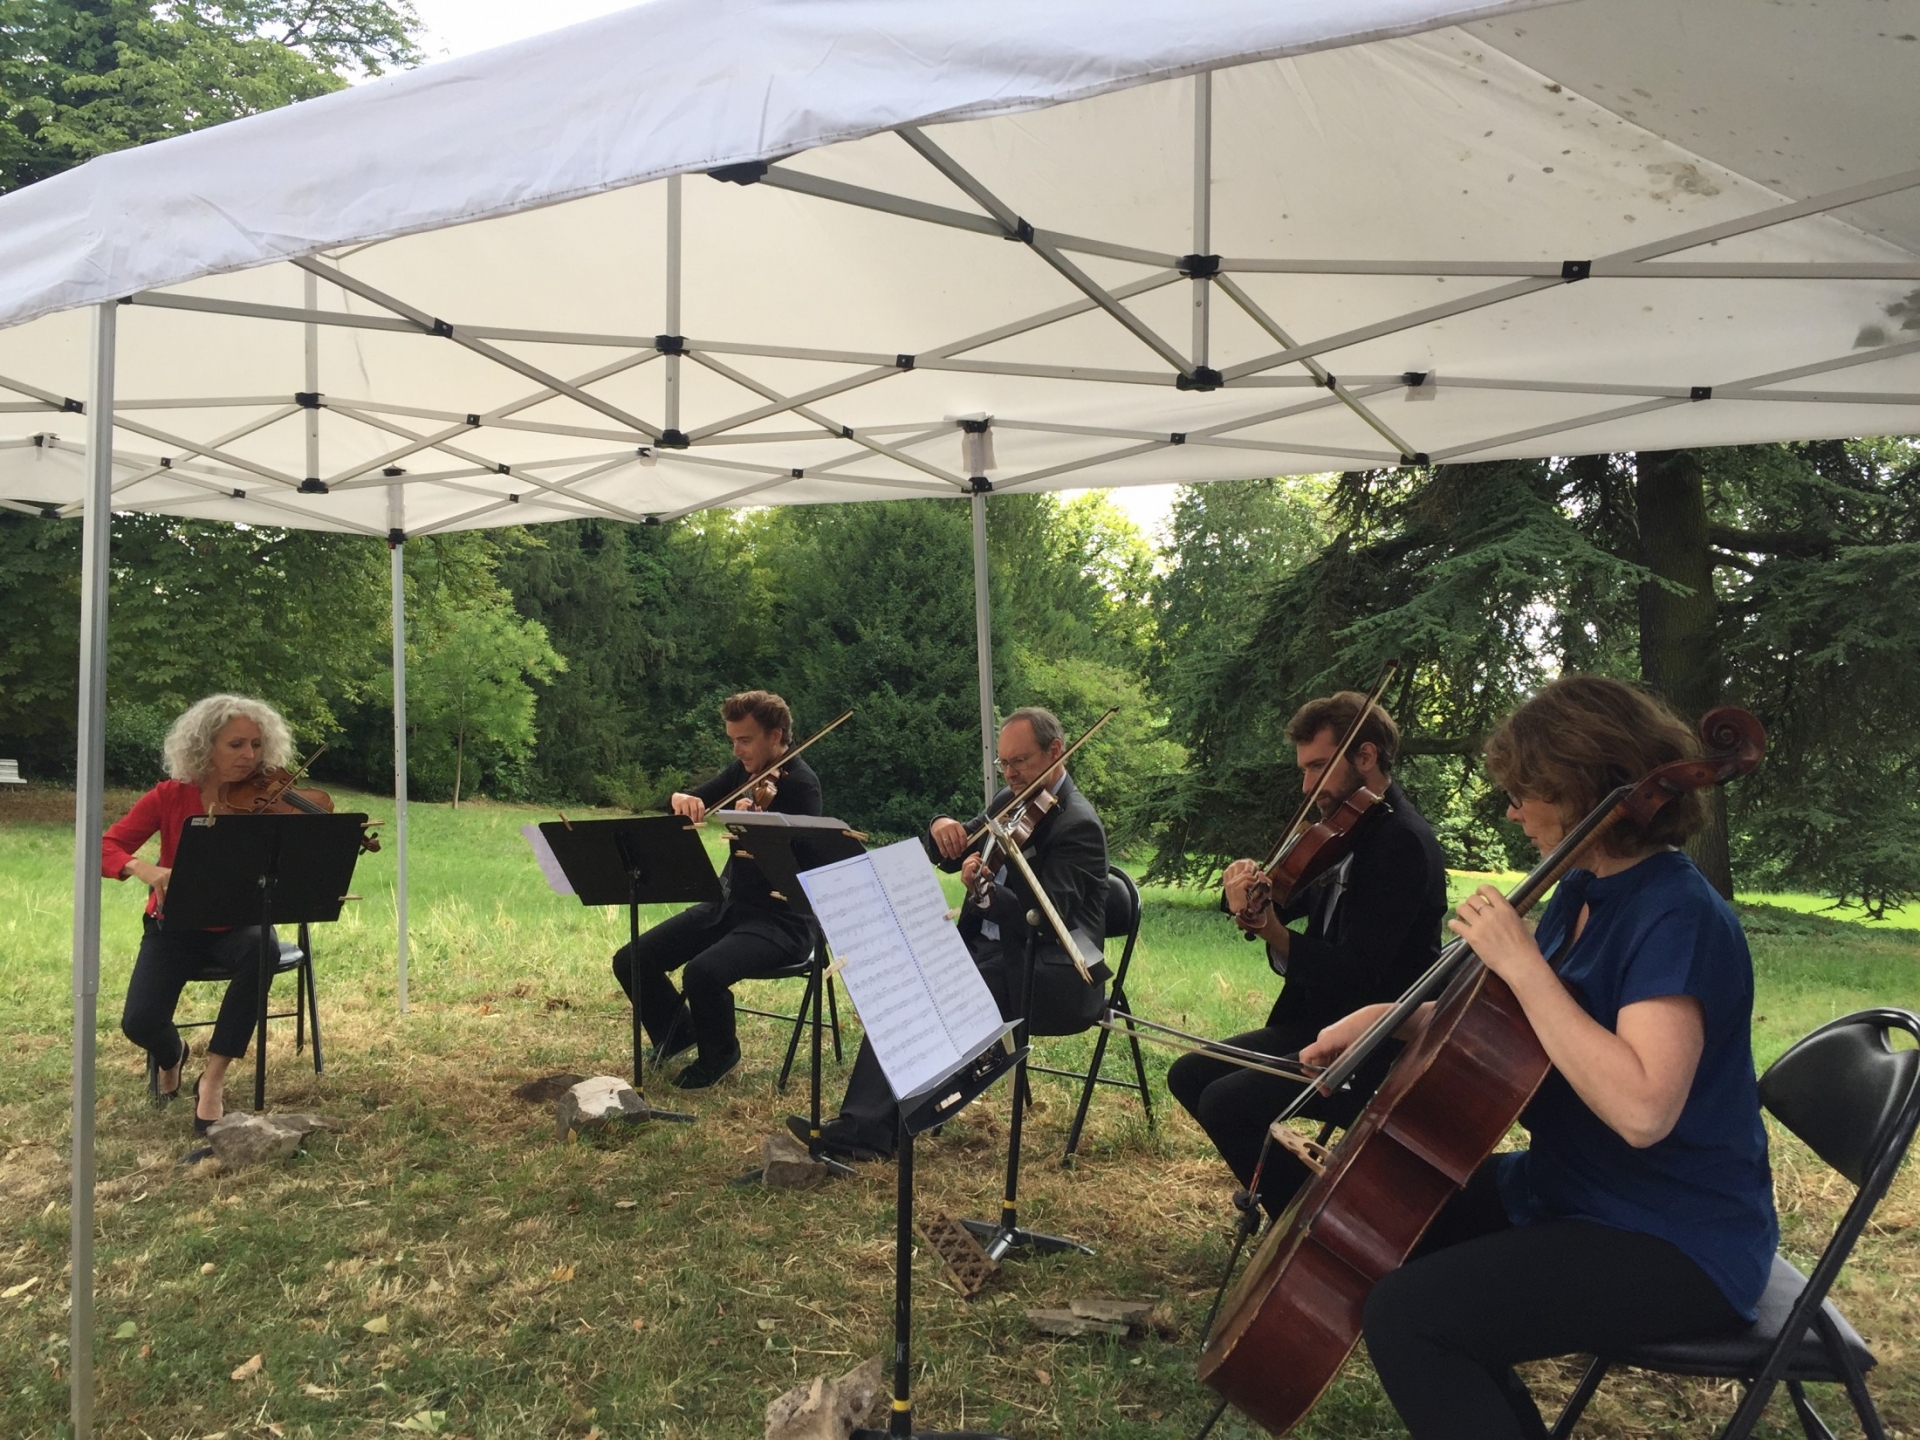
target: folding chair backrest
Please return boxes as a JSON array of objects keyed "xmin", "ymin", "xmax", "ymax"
[
  {"xmin": 1104, "ymin": 867, "xmax": 1141, "ymax": 951},
  {"xmin": 1759, "ymin": 1008, "xmax": 1920, "ymax": 1187}
]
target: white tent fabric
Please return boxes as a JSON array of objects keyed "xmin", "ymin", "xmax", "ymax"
[
  {"xmin": 1, "ymin": 0, "xmax": 1915, "ymax": 536},
  {"xmin": 10, "ymin": 3, "xmax": 1918, "ymax": 1435}
]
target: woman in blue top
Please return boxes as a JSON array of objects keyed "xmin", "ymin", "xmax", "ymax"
[{"xmin": 1302, "ymin": 675, "xmax": 1777, "ymax": 1440}]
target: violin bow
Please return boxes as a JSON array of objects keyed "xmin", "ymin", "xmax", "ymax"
[
  {"xmin": 703, "ymin": 709, "xmax": 854, "ymax": 815},
  {"xmin": 963, "ymin": 707, "xmax": 1119, "ymax": 847},
  {"xmin": 1256, "ymin": 661, "xmax": 1398, "ymax": 872}
]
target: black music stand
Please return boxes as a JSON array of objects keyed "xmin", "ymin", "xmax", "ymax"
[
  {"xmin": 163, "ymin": 812, "xmax": 367, "ymax": 1112},
  {"xmin": 536, "ymin": 815, "xmax": 722, "ymax": 1121},
  {"xmin": 854, "ymin": 1038, "xmax": 1024, "ymax": 1440},
  {"xmin": 958, "ymin": 911, "xmax": 1097, "ymax": 1262},
  {"xmin": 723, "ymin": 811, "xmax": 867, "ymax": 1177}
]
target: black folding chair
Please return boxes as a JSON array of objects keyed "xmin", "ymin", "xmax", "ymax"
[
  {"xmin": 734, "ymin": 932, "xmax": 843, "ymax": 1092},
  {"xmin": 1026, "ymin": 864, "xmax": 1151, "ymax": 1164},
  {"xmin": 144, "ymin": 921, "xmax": 324, "ymax": 1106},
  {"xmin": 1549, "ymin": 1007, "xmax": 1920, "ymax": 1440}
]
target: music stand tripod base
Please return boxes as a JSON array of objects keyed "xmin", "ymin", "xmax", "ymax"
[{"xmin": 957, "ymin": 1215, "xmax": 1094, "ymax": 1262}]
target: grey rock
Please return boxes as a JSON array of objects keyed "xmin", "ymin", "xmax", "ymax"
[
  {"xmin": 761, "ymin": 1133, "xmax": 831, "ymax": 1191},
  {"xmin": 554, "ymin": 1075, "xmax": 649, "ymax": 1140},
  {"xmin": 1069, "ymin": 1296, "xmax": 1154, "ymax": 1330},
  {"xmin": 1025, "ymin": 1307, "xmax": 1128, "ymax": 1338},
  {"xmin": 764, "ymin": 1356, "xmax": 885, "ymax": 1440},
  {"xmin": 205, "ymin": 1112, "xmax": 335, "ymax": 1168}
]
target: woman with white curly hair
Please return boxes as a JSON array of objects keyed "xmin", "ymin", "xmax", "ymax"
[{"xmin": 102, "ymin": 694, "xmax": 295, "ymax": 1134}]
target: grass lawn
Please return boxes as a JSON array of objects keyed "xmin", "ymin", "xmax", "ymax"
[{"xmin": 2, "ymin": 786, "xmax": 1916, "ymax": 1440}]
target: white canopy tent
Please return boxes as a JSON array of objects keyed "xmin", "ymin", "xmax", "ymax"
[{"xmin": 3, "ymin": 0, "xmax": 1914, "ymax": 1432}]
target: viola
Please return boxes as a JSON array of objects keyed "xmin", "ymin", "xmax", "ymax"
[
  {"xmin": 212, "ymin": 764, "xmax": 382, "ymax": 854},
  {"xmin": 966, "ymin": 784, "xmax": 1060, "ymax": 910},
  {"xmin": 1196, "ymin": 706, "xmax": 1767, "ymax": 1434}
]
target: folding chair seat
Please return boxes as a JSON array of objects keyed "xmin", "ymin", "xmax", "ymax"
[
  {"xmin": 1018, "ymin": 863, "xmax": 1151, "ymax": 1163},
  {"xmin": 1549, "ymin": 1007, "xmax": 1920, "ymax": 1440},
  {"xmin": 145, "ymin": 921, "xmax": 324, "ymax": 1107},
  {"xmin": 733, "ymin": 931, "xmax": 843, "ymax": 1092}
]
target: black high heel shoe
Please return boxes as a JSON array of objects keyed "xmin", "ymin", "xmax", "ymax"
[{"xmin": 154, "ymin": 1039, "xmax": 191, "ymax": 1105}]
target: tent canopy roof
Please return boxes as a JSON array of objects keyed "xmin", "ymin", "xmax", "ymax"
[{"xmin": 1, "ymin": 0, "xmax": 1915, "ymax": 535}]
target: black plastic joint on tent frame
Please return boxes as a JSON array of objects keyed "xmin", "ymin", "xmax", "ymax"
[
  {"xmin": 430, "ymin": 318, "xmax": 454, "ymax": 338},
  {"xmin": 384, "ymin": 467, "xmax": 406, "ymax": 478},
  {"xmin": 895, "ymin": 354, "xmax": 915, "ymax": 370},
  {"xmin": 1400, "ymin": 452, "xmax": 1431, "ymax": 466},
  {"xmin": 1177, "ymin": 367, "xmax": 1224, "ymax": 391},
  {"xmin": 791, "ymin": 468, "xmax": 805, "ymax": 478},
  {"xmin": 1169, "ymin": 433, "xmax": 1187, "ymax": 445},
  {"xmin": 387, "ymin": 527, "xmax": 406, "ymax": 546},
  {"xmin": 1321, "ymin": 373, "xmax": 1340, "ymax": 390},
  {"xmin": 1561, "ymin": 259, "xmax": 1592, "ymax": 282},
  {"xmin": 1009, "ymin": 217, "xmax": 1036, "ymax": 244},
  {"xmin": 61, "ymin": 396, "xmax": 84, "ymax": 414},
  {"xmin": 1402, "ymin": 371, "xmax": 1431, "ymax": 389},
  {"xmin": 708, "ymin": 160, "xmax": 770, "ymax": 185},
  {"xmin": 159, "ymin": 457, "xmax": 173, "ymax": 469},
  {"xmin": 232, "ymin": 489, "xmax": 247, "ymax": 500},
  {"xmin": 1691, "ymin": 386, "xmax": 1713, "ymax": 401},
  {"xmin": 655, "ymin": 334, "xmax": 686, "ymax": 355},
  {"xmin": 1177, "ymin": 254, "xmax": 1222, "ymax": 279},
  {"xmin": 466, "ymin": 413, "xmax": 482, "ymax": 427},
  {"xmin": 299, "ymin": 478, "xmax": 330, "ymax": 494},
  {"xmin": 295, "ymin": 391, "xmax": 322, "ymax": 409},
  {"xmin": 968, "ymin": 475, "xmax": 994, "ymax": 494},
  {"xmin": 657, "ymin": 429, "xmax": 691, "ymax": 449},
  {"xmin": 496, "ymin": 463, "xmax": 513, "ymax": 475}
]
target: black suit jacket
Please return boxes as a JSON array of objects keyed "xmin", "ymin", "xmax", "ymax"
[
  {"xmin": 686, "ymin": 754, "xmax": 822, "ymax": 947},
  {"xmin": 1266, "ymin": 780, "xmax": 1448, "ymax": 1032},
  {"xmin": 925, "ymin": 772, "xmax": 1110, "ymax": 979}
]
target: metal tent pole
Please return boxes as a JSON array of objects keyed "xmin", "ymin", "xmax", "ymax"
[
  {"xmin": 1192, "ymin": 72, "xmax": 1212, "ymax": 368},
  {"xmin": 69, "ymin": 299, "xmax": 116, "ymax": 1440},
  {"xmin": 969, "ymin": 486, "xmax": 996, "ymax": 805},
  {"xmin": 664, "ymin": 173, "xmax": 683, "ymax": 435},
  {"xmin": 388, "ymin": 484, "xmax": 410, "ymax": 1013}
]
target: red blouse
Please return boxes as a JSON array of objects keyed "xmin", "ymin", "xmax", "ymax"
[{"xmin": 101, "ymin": 780, "xmax": 205, "ymax": 917}]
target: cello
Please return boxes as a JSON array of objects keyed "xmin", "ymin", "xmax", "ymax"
[{"xmin": 1197, "ymin": 705, "xmax": 1766, "ymax": 1434}]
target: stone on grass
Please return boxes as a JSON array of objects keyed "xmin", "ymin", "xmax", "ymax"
[
  {"xmin": 554, "ymin": 1075, "xmax": 649, "ymax": 1140},
  {"xmin": 1068, "ymin": 1297, "xmax": 1155, "ymax": 1330},
  {"xmin": 205, "ymin": 1112, "xmax": 336, "ymax": 1168},
  {"xmin": 1025, "ymin": 1307, "xmax": 1128, "ymax": 1338},
  {"xmin": 761, "ymin": 1132, "xmax": 831, "ymax": 1190},
  {"xmin": 764, "ymin": 1356, "xmax": 884, "ymax": 1440},
  {"xmin": 512, "ymin": 1072, "xmax": 585, "ymax": 1104}
]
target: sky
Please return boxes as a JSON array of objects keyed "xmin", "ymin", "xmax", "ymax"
[{"xmin": 404, "ymin": 0, "xmax": 1183, "ymax": 541}]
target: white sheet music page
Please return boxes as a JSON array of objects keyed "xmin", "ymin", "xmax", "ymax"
[
  {"xmin": 519, "ymin": 824, "xmax": 575, "ymax": 896},
  {"xmin": 799, "ymin": 838, "xmax": 1005, "ymax": 1103}
]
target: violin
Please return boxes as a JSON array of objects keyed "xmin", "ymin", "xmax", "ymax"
[
  {"xmin": 211, "ymin": 749, "xmax": 382, "ymax": 854},
  {"xmin": 1197, "ymin": 706, "xmax": 1767, "ymax": 1434},
  {"xmin": 1232, "ymin": 662, "xmax": 1398, "ymax": 929}
]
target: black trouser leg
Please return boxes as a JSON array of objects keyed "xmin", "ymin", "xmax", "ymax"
[
  {"xmin": 208, "ymin": 926, "xmax": 277, "ymax": 1059},
  {"xmin": 680, "ymin": 927, "xmax": 807, "ymax": 1060},
  {"xmin": 1167, "ymin": 1023, "xmax": 1324, "ymax": 1214},
  {"xmin": 120, "ymin": 921, "xmax": 275, "ymax": 1063},
  {"xmin": 1363, "ymin": 1158, "xmax": 1745, "ymax": 1440},
  {"xmin": 611, "ymin": 905, "xmax": 721, "ymax": 1049}
]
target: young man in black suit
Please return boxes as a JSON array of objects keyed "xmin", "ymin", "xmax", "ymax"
[
  {"xmin": 797, "ymin": 706, "xmax": 1111, "ymax": 1160},
  {"xmin": 1169, "ymin": 691, "xmax": 1448, "ymax": 1217},
  {"xmin": 612, "ymin": 689, "xmax": 822, "ymax": 1089}
]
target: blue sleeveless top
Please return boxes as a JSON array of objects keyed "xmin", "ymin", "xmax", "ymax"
[{"xmin": 1496, "ymin": 850, "xmax": 1777, "ymax": 1318}]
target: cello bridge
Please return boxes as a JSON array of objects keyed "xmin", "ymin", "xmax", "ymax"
[{"xmin": 1268, "ymin": 1122, "xmax": 1333, "ymax": 1176}]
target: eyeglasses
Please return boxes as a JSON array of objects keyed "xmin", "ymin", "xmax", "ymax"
[{"xmin": 995, "ymin": 750, "xmax": 1043, "ymax": 773}]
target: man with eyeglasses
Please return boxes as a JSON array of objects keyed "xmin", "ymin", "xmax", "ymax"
[{"xmin": 793, "ymin": 706, "xmax": 1111, "ymax": 1162}]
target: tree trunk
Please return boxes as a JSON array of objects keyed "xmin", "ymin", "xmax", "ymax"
[
  {"xmin": 1634, "ymin": 450, "xmax": 1731, "ymax": 895},
  {"xmin": 453, "ymin": 727, "xmax": 464, "ymax": 809}
]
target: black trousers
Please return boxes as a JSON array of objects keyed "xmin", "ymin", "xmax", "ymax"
[
  {"xmin": 1362, "ymin": 1158, "xmax": 1745, "ymax": 1440},
  {"xmin": 611, "ymin": 903, "xmax": 811, "ymax": 1063},
  {"xmin": 831, "ymin": 936, "xmax": 1108, "ymax": 1151},
  {"xmin": 120, "ymin": 917, "xmax": 279, "ymax": 1064},
  {"xmin": 1167, "ymin": 1022, "xmax": 1364, "ymax": 1216}
]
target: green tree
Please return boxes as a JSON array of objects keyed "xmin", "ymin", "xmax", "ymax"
[
  {"xmin": 1, "ymin": 0, "xmax": 420, "ymax": 193},
  {"xmin": 404, "ymin": 601, "xmax": 563, "ymax": 806}
]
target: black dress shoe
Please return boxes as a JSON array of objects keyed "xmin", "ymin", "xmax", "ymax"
[
  {"xmin": 787, "ymin": 1113, "xmax": 890, "ymax": 1162},
  {"xmin": 154, "ymin": 1039, "xmax": 190, "ymax": 1105},
  {"xmin": 670, "ymin": 1043, "xmax": 741, "ymax": 1090},
  {"xmin": 191, "ymin": 1072, "xmax": 218, "ymax": 1137}
]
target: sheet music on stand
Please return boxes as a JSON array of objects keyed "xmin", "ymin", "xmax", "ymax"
[{"xmin": 798, "ymin": 838, "xmax": 1012, "ymax": 1114}]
